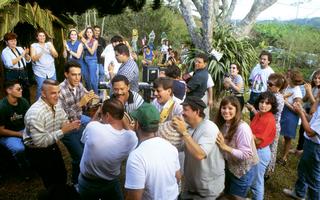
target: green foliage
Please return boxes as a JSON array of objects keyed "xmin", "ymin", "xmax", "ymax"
[
  {"xmin": 75, "ymin": 6, "xmax": 190, "ymax": 50},
  {"xmin": 252, "ymin": 22, "xmax": 320, "ymax": 69},
  {"xmin": 183, "ymin": 26, "xmax": 257, "ymax": 97}
]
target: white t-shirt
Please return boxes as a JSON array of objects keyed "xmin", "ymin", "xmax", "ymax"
[
  {"xmin": 249, "ymin": 64, "xmax": 274, "ymax": 93},
  {"xmin": 80, "ymin": 121, "xmax": 138, "ymax": 180},
  {"xmin": 102, "ymin": 44, "xmax": 121, "ymax": 80},
  {"xmin": 31, "ymin": 42, "xmax": 56, "ymax": 78},
  {"xmin": 284, "ymin": 86, "xmax": 303, "ymax": 105},
  {"xmin": 125, "ymin": 137, "xmax": 180, "ymax": 200}
]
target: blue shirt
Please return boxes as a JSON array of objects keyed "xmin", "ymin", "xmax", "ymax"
[
  {"xmin": 117, "ymin": 59, "xmax": 140, "ymax": 92},
  {"xmin": 304, "ymin": 105, "xmax": 320, "ymax": 144}
]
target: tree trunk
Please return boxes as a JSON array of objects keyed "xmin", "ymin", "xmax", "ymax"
[
  {"xmin": 237, "ymin": 0, "xmax": 277, "ymax": 36},
  {"xmin": 101, "ymin": 17, "xmax": 105, "ymax": 36}
]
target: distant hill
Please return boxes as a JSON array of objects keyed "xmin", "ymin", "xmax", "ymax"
[{"xmin": 258, "ymin": 17, "xmax": 320, "ymax": 29}]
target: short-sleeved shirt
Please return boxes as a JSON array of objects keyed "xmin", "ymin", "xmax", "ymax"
[
  {"xmin": 231, "ymin": 74, "xmax": 244, "ymax": 95},
  {"xmin": 304, "ymin": 105, "xmax": 320, "ymax": 144},
  {"xmin": 250, "ymin": 112, "xmax": 276, "ymax": 148},
  {"xmin": 284, "ymin": 86, "xmax": 303, "ymax": 105},
  {"xmin": 1, "ymin": 46, "xmax": 30, "ymax": 70},
  {"xmin": 187, "ymin": 68, "xmax": 209, "ymax": 98},
  {"xmin": 183, "ymin": 119, "xmax": 225, "ymax": 198},
  {"xmin": 0, "ymin": 97, "xmax": 29, "ymax": 131},
  {"xmin": 249, "ymin": 64, "xmax": 274, "ymax": 93},
  {"xmin": 117, "ymin": 59, "xmax": 139, "ymax": 92},
  {"xmin": 31, "ymin": 42, "xmax": 56, "ymax": 78},
  {"xmin": 125, "ymin": 137, "xmax": 180, "ymax": 200}
]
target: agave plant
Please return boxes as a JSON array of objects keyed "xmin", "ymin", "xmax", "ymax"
[{"xmin": 183, "ymin": 26, "xmax": 257, "ymax": 98}]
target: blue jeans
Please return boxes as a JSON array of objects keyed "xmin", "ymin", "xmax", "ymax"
[
  {"xmin": 60, "ymin": 115, "xmax": 90, "ymax": 184},
  {"xmin": 294, "ymin": 139, "xmax": 320, "ymax": 199},
  {"xmin": 35, "ymin": 73, "xmax": 57, "ymax": 100},
  {"xmin": 225, "ymin": 165, "xmax": 257, "ymax": 198},
  {"xmin": 83, "ymin": 58, "xmax": 98, "ymax": 94},
  {"xmin": 98, "ymin": 63, "xmax": 105, "ymax": 83},
  {"xmin": 78, "ymin": 174, "xmax": 124, "ymax": 200},
  {"xmin": 0, "ymin": 136, "xmax": 30, "ymax": 170},
  {"xmin": 251, "ymin": 146, "xmax": 271, "ymax": 200}
]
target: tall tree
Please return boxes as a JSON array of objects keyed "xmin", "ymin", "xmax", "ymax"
[{"xmin": 179, "ymin": 0, "xmax": 277, "ymax": 51}]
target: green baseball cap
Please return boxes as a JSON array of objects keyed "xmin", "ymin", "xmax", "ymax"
[{"xmin": 130, "ymin": 103, "xmax": 160, "ymax": 129}]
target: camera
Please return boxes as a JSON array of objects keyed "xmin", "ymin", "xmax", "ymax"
[{"xmin": 224, "ymin": 73, "xmax": 230, "ymax": 78}]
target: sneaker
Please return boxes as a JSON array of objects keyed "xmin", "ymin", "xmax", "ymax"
[{"xmin": 283, "ymin": 188, "xmax": 305, "ymax": 200}]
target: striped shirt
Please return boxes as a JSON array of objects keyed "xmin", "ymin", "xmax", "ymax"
[
  {"xmin": 59, "ymin": 79, "xmax": 88, "ymax": 120},
  {"xmin": 23, "ymin": 98, "xmax": 68, "ymax": 148},
  {"xmin": 111, "ymin": 91, "xmax": 144, "ymax": 114},
  {"xmin": 117, "ymin": 59, "xmax": 139, "ymax": 92}
]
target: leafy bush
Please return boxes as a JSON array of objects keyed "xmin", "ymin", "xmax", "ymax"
[{"xmin": 183, "ymin": 26, "xmax": 257, "ymax": 98}]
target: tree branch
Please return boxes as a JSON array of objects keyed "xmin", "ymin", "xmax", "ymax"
[
  {"xmin": 226, "ymin": 0, "xmax": 237, "ymax": 22},
  {"xmin": 192, "ymin": 0, "xmax": 203, "ymax": 16},
  {"xmin": 179, "ymin": 0, "xmax": 203, "ymax": 49},
  {"xmin": 237, "ymin": 0, "xmax": 277, "ymax": 36}
]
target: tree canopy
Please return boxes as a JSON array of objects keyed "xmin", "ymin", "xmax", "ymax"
[{"xmin": 19, "ymin": 0, "xmax": 160, "ymax": 15}]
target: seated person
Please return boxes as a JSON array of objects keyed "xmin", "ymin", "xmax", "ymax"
[
  {"xmin": 141, "ymin": 45, "xmax": 154, "ymax": 66},
  {"xmin": 0, "ymin": 80, "xmax": 31, "ymax": 178}
]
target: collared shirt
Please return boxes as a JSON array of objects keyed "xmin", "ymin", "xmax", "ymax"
[
  {"xmin": 304, "ymin": 105, "xmax": 320, "ymax": 144},
  {"xmin": 111, "ymin": 91, "xmax": 144, "ymax": 114},
  {"xmin": 23, "ymin": 98, "xmax": 68, "ymax": 148},
  {"xmin": 59, "ymin": 79, "xmax": 88, "ymax": 120},
  {"xmin": 152, "ymin": 96, "xmax": 183, "ymax": 122},
  {"xmin": 1, "ymin": 46, "xmax": 31, "ymax": 70},
  {"xmin": 117, "ymin": 58, "xmax": 139, "ymax": 92}
]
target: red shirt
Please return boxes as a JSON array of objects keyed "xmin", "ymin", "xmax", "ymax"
[{"xmin": 250, "ymin": 112, "xmax": 276, "ymax": 148}]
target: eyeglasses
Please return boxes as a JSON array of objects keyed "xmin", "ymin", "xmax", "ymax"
[
  {"xmin": 267, "ymin": 81, "xmax": 275, "ymax": 87},
  {"xmin": 15, "ymin": 87, "xmax": 22, "ymax": 91}
]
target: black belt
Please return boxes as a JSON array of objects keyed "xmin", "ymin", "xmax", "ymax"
[{"xmin": 6, "ymin": 68, "xmax": 26, "ymax": 72}]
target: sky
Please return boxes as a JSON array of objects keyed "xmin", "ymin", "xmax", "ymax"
[{"xmin": 231, "ymin": 0, "xmax": 320, "ymax": 20}]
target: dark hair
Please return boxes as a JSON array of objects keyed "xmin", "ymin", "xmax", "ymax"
[
  {"xmin": 36, "ymin": 29, "xmax": 47, "ymax": 38},
  {"xmin": 140, "ymin": 125, "xmax": 159, "ymax": 133},
  {"xmin": 186, "ymin": 104, "xmax": 205, "ymax": 119},
  {"xmin": 259, "ymin": 50, "xmax": 272, "ymax": 64},
  {"xmin": 214, "ymin": 96, "xmax": 242, "ymax": 141},
  {"xmin": 64, "ymin": 61, "xmax": 81, "ymax": 73},
  {"xmin": 268, "ymin": 73, "xmax": 287, "ymax": 91},
  {"xmin": 110, "ymin": 35, "xmax": 123, "ymax": 43},
  {"xmin": 4, "ymin": 32, "xmax": 17, "ymax": 41},
  {"xmin": 165, "ymin": 65, "xmax": 181, "ymax": 79},
  {"xmin": 153, "ymin": 77, "xmax": 173, "ymax": 90},
  {"xmin": 68, "ymin": 29, "xmax": 78, "ymax": 39},
  {"xmin": 93, "ymin": 25, "xmax": 101, "ymax": 30},
  {"xmin": 111, "ymin": 75, "xmax": 129, "ymax": 86},
  {"xmin": 42, "ymin": 79, "xmax": 60, "ymax": 90},
  {"xmin": 101, "ymin": 98, "xmax": 124, "ymax": 120},
  {"xmin": 254, "ymin": 91, "xmax": 278, "ymax": 114},
  {"xmin": 311, "ymin": 69, "xmax": 320, "ymax": 88},
  {"xmin": 4, "ymin": 80, "xmax": 20, "ymax": 95},
  {"xmin": 114, "ymin": 43, "xmax": 129, "ymax": 56},
  {"xmin": 231, "ymin": 63, "xmax": 242, "ymax": 74},
  {"xmin": 84, "ymin": 27, "xmax": 94, "ymax": 39},
  {"xmin": 195, "ymin": 53, "xmax": 209, "ymax": 63}
]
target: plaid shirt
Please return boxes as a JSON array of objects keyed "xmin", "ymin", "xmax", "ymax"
[
  {"xmin": 59, "ymin": 79, "xmax": 88, "ymax": 120},
  {"xmin": 117, "ymin": 58, "xmax": 139, "ymax": 92},
  {"xmin": 23, "ymin": 98, "xmax": 68, "ymax": 148}
]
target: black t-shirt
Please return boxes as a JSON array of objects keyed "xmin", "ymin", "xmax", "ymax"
[
  {"xmin": 0, "ymin": 97, "xmax": 30, "ymax": 131},
  {"xmin": 96, "ymin": 37, "xmax": 106, "ymax": 64}
]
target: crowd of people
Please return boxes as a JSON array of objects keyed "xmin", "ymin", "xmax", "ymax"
[{"xmin": 0, "ymin": 27, "xmax": 320, "ymax": 200}]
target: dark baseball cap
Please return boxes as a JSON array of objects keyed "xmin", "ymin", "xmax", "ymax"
[
  {"xmin": 130, "ymin": 103, "xmax": 160, "ymax": 129},
  {"xmin": 181, "ymin": 96, "xmax": 206, "ymax": 110}
]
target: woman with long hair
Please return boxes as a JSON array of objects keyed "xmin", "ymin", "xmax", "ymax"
[
  {"xmin": 81, "ymin": 27, "xmax": 98, "ymax": 94},
  {"xmin": 216, "ymin": 96, "xmax": 258, "ymax": 198}
]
